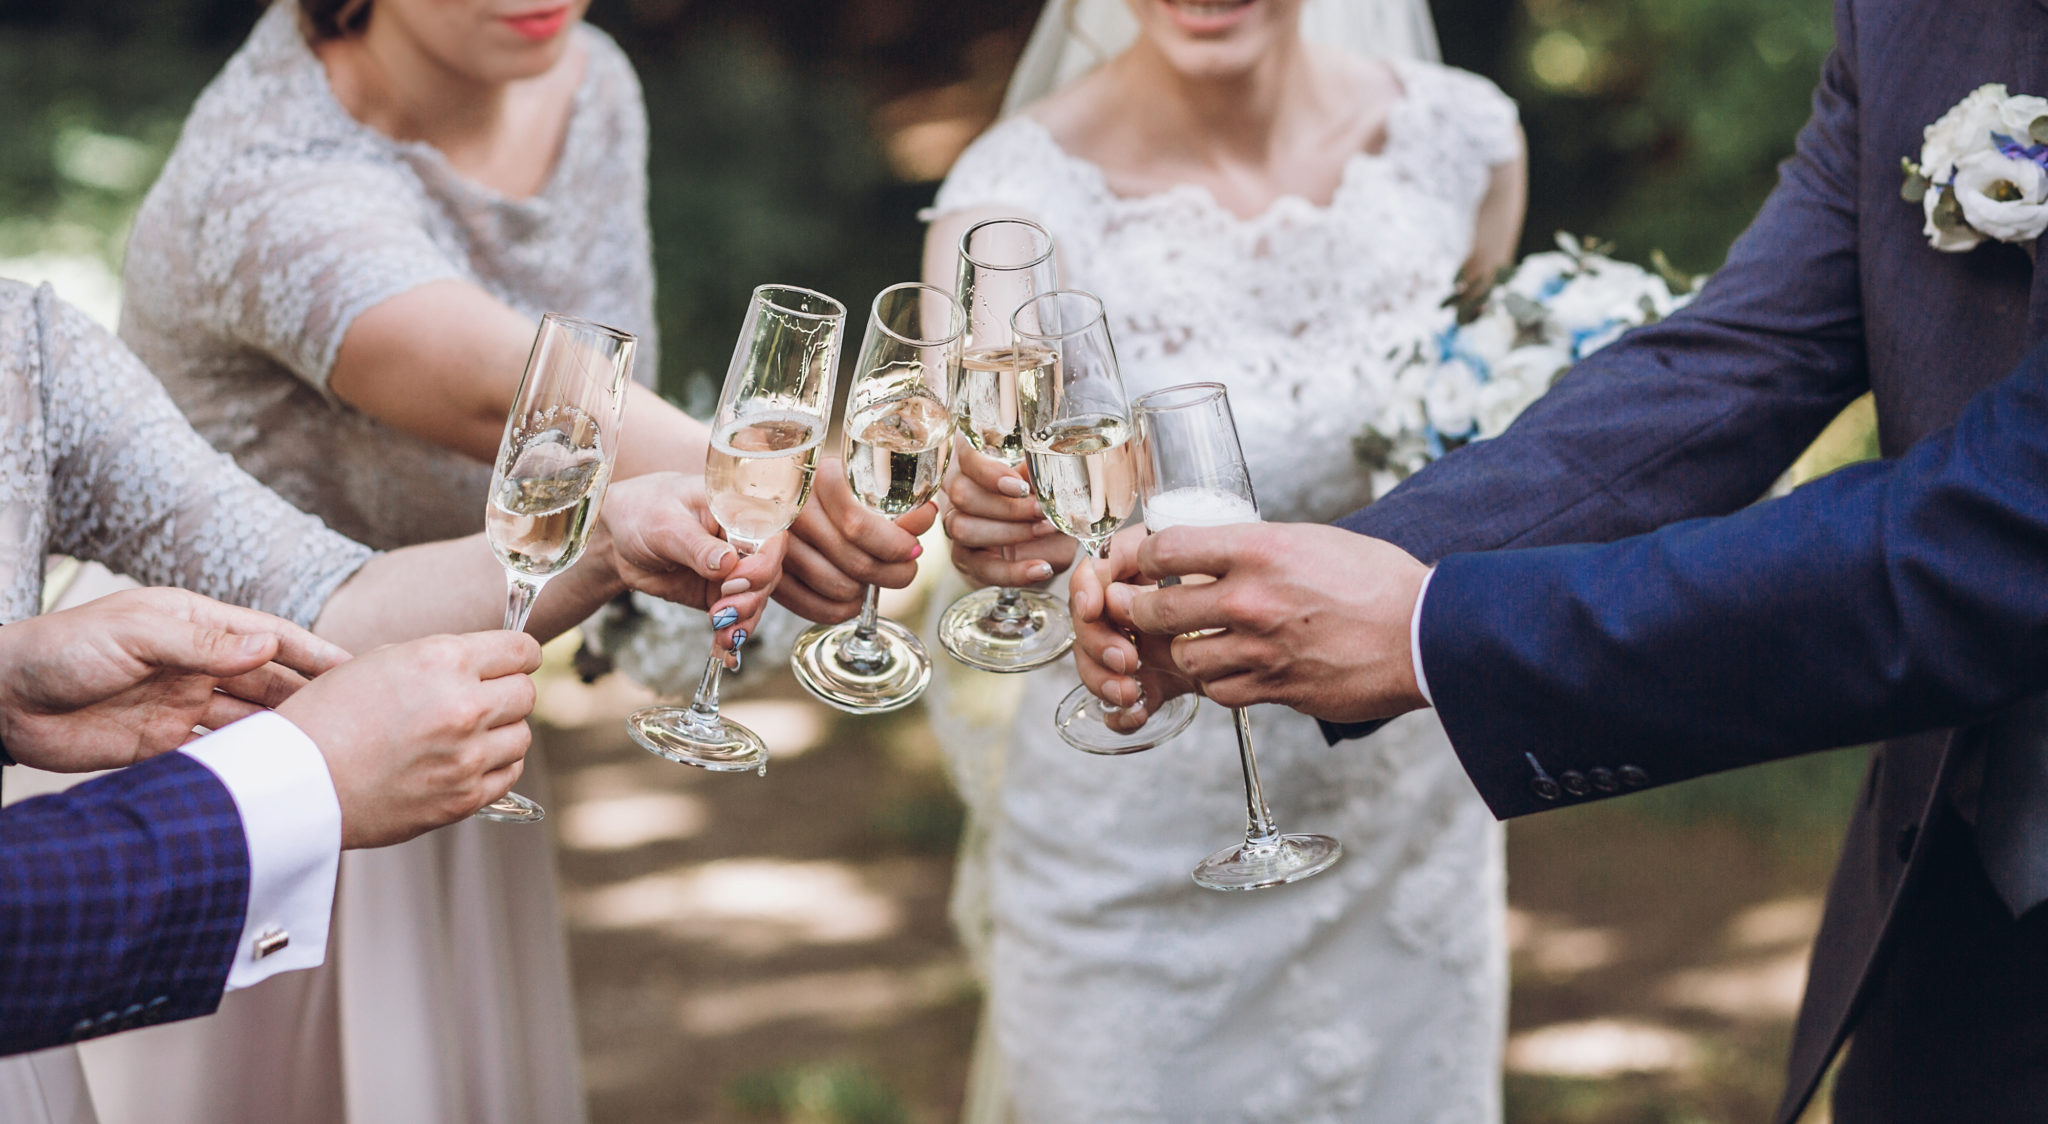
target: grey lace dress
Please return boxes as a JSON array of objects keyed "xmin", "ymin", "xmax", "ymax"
[
  {"xmin": 0, "ymin": 281, "xmax": 372, "ymax": 1124},
  {"xmin": 102, "ymin": 7, "xmax": 656, "ymax": 1123}
]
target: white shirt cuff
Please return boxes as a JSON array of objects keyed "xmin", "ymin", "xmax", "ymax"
[
  {"xmin": 179, "ymin": 712, "xmax": 340, "ymax": 991},
  {"xmin": 1411, "ymin": 566, "xmax": 1437, "ymax": 708}
]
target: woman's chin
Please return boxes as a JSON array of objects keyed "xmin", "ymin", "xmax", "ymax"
[{"xmin": 1140, "ymin": 0, "xmax": 1293, "ymax": 77}]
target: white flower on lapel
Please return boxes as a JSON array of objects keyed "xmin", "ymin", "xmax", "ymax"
[
  {"xmin": 1953, "ymin": 150, "xmax": 2048, "ymax": 242},
  {"xmin": 1921, "ymin": 84, "xmax": 2011, "ymax": 181},
  {"xmin": 1907, "ymin": 84, "xmax": 2048, "ymax": 251}
]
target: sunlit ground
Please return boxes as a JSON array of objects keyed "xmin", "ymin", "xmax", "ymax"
[{"xmin": 538, "ymin": 596, "xmax": 1861, "ymax": 1124}]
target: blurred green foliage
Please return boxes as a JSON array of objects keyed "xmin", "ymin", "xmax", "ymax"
[
  {"xmin": 727, "ymin": 1061, "xmax": 909, "ymax": 1124},
  {"xmin": 1442, "ymin": 0, "xmax": 1837, "ymax": 272}
]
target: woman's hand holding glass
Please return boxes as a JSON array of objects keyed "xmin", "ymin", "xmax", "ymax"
[
  {"xmin": 791, "ymin": 282, "xmax": 964, "ymax": 714},
  {"xmin": 1011, "ymin": 290, "xmax": 1199, "ymax": 754},
  {"xmin": 773, "ymin": 455, "xmax": 937, "ymax": 624},
  {"xmin": 941, "ymin": 442, "xmax": 1073, "ymax": 589},
  {"xmin": 592, "ymin": 472, "xmax": 783, "ymax": 642}
]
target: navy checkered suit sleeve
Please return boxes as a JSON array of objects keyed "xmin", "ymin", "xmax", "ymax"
[{"xmin": 0, "ymin": 752, "xmax": 248, "ymax": 1055}]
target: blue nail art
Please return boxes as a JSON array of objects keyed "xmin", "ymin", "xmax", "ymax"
[
  {"xmin": 730, "ymin": 628, "xmax": 749, "ymax": 651},
  {"xmin": 711, "ymin": 606, "xmax": 739, "ymax": 629}
]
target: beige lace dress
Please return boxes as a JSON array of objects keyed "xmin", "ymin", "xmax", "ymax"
[
  {"xmin": 0, "ymin": 280, "xmax": 372, "ymax": 1124},
  {"xmin": 102, "ymin": 7, "xmax": 656, "ymax": 1123},
  {"xmin": 926, "ymin": 58, "xmax": 1518, "ymax": 1124}
]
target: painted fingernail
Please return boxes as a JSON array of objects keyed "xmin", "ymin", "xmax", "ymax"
[
  {"xmin": 721, "ymin": 577, "xmax": 751, "ymax": 596},
  {"xmin": 998, "ymin": 476, "xmax": 1030, "ymax": 498},
  {"xmin": 711, "ymin": 606, "xmax": 739, "ymax": 629},
  {"xmin": 1028, "ymin": 561, "xmax": 1054, "ymax": 581},
  {"xmin": 910, "ymin": 543, "xmax": 924, "ymax": 560},
  {"xmin": 730, "ymin": 628, "xmax": 749, "ymax": 651},
  {"xmin": 709, "ymin": 547, "xmax": 735, "ymax": 571},
  {"xmin": 1105, "ymin": 646, "xmax": 1128, "ymax": 674}
]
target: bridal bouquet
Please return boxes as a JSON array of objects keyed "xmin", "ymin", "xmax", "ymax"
[
  {"xmin": 1902, "ymin": 83, "xmax": 2048, "ymax": 252},
  {"xmin": 1356, "ymin": 233, "xmax": 1698, "ymax": 487}
]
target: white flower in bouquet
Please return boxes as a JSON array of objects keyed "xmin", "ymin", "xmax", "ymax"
[
  {"xmin": 1358, "ymin": 233, "xmax": 1697, "ymax": 480},
  {"xmin": 1480, "ymin": 344, "xmax": 1573, "ymax": 436},
  {"xmin": 1499, "ymin": 251, "xmax": 1576, "ymax": 303}
]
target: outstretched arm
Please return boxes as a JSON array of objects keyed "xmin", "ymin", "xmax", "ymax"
[{"xmin": 1134, "ymin": 334, "xmax": 2048, "ymax": 820}]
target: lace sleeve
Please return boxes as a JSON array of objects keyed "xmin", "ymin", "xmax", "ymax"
[
  {"xmin": 1424, "ymin": 64, "xmax": 1523, "ymax": 169},
  {"xmin": 191, "ymin": 150, "xmax": 466, "ymax": 395},
  {"xmin": 925, "ymin": 121, "xmax": 1052, "ymax": 220},
  {"xmin": 34, "ymin": 286, "xmax": 374, "ymax": 627}
]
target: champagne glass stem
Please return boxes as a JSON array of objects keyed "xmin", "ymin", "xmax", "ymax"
[
  {"xmin": 1231, "ymin": 707, "xmax": 1282, "ymax": 848},
  {"xmin": 503, "ymin": 575, "xmax": 545, "ymax": 632},
  {"xmin": 687, "ymin": 650, "xmax": 727, "ymax": 727},
  {"xmin": 833, "ymin": 584, "xmax": 890, "ymax": 671},
  {"xmin": 989, "ymin": 544, "xmax": 1026, "ymax": 621}
]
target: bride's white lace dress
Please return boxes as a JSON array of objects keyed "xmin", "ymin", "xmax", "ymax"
[{"xmin": 927, "ymin": 58, "xmax": 1518, "ymax": 1123}]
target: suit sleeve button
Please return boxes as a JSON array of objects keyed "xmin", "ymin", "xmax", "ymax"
[
  {"xmin": 1588, "ymin": 767, "xmax": 1618, "ymax": 793},
  {"xmin": 1560, "ymin": 771, "xmax": 1590, "ymax": 796},
  {"xmin": 1617, "ymin": 765, "xmax": 1649, "ymax": 789},
  {"xmin": 1531, "ymin": 776, "xmax": 1561, "ymax": 801}
]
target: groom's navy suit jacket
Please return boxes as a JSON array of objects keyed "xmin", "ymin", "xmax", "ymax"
[
  {"xmin": 0, "ymin": 753, "xmax": 249, "ymax": 1055},
  {"xmin": 1340, "ymin": 0, "xmax": 2048, "ymax": 1118}
]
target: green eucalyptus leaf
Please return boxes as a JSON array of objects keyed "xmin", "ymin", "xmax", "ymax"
[
  {"xmin": 1503, "ymin": 292, "xmax": 1544, "ymax": 325},
  {"xmin": 2032, "ymin": 115, "xmax": 2048, "ymax": 145},
  {"xmin": 1352, "ymin": 429, "xmax": 1395, "ymax": 469},
  {"xmin": 1932, "ymin": 186, "xmax": 1964, "ymax": 232},
  {"xmin": 1901, "ymin": 172, "xmax": 1929, "ymax": 203}
]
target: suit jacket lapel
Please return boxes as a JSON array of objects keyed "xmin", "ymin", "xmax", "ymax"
[{"xmin": 2025, "ymin": 10, "xmax": 2048, "ymax": 340}]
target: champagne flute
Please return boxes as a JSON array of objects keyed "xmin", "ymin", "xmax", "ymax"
[
  {"xmin": 1011, "ymin": 290, "xmax": 1198, "ymax": 754},
  {"xmin": 626, "ymin": 285, "xmax": 845, "ymax": 772},
  {"xmin": 935, "ymin": 218, "xmax": 1075, "ymax": 673},
  {"xmin": 1133, "ymin": 382, "xmax": 1343, "ymax": 890},
  {"xmin": 480, "ymin": 313, "xmax": 636, "ymax": 823},
  {"xmin": 791, "ymin": 282, "xmax": 965, "ymax": 712}
]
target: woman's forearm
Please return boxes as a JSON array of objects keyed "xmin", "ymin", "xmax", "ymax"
[
  {"xmin": 615, "ymin": 384, "xmax": 710, "ymax": 479},
  {"xmin": 311, "ymin": 535, "xmax": 625, "ymax": 653}
]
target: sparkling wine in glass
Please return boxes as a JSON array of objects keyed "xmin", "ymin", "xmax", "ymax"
[
  {"xmin": 934, "ymin": 218, "xmax": 1076, "ymax": 673},
  {"xmin": 1134, "ymin": 382, "xmax": 1343, "ymax": 890},
  {"xmin": 792, "ymin": 282, "xmax": 964, "ymax": 712},
  {"xmin": 626, "ymin": 284, "xmax": 845, "ymax": 772},
  {"xmin": 1011, "ymin": 290, "xmax": 1199, "ymax": 754},
  {"xmin": 480, "ymin": 313, "xmax": 635, "ymax": 823}
]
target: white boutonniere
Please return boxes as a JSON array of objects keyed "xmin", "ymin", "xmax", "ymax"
[{"xmin": 1903, "ymin": 84, "xmax": 2048, "ymax": 251}]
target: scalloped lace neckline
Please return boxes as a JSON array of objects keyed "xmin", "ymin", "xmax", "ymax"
[{"xmin": 1010, "ymin": 58, "xmax": 1420, "ymax": 227}]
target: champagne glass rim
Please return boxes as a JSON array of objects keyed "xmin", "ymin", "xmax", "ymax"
[
  {"xmin": 754, "ymin": 283, "xmax": 848, "ymax": 322},
  {"xmin": 870, "ymin": 281, "xmax": 966, "ymax": 348},
  {"xmin": 1010, "ymin": 288, "xmax": 1107, "ymax": 343},
  {"xmin": 539, "ymin": 311, "xmax": 636, "ymax": 344},
  {"xmin": 1133, "ymin": 381, "xmax": 1229, "ymax": 415},
  {"xmin": 958, "ymin": 217, "xmax": 1056, "ymax": 273}
]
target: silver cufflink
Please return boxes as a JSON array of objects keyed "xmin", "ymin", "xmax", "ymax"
[{"xmin": 253, "ymin": 928, "xmax": 290, "ymax": 960}]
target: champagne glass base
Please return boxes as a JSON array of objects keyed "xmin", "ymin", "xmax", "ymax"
[
  {"xmin": 936, "ymin": 587, "xmax": 1074, "ymax": 673},
  {"xmin": 476, "ymin": 790, "xmax": 546, "ymax": 824},
  {"xmin": 626, "ymin": 706, "xmax": 767, "ymax": 773},
  {"xmin": 791, "ymin": 618, "xmax": 933, "ymax": 714},
  {"xmin": 1192, "ymin": 833, "xmax": 1342, "ymax": 892},
  {"xmin": 1054, "ymin": 684, "xmax": 1199, "ymax": 754}
]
